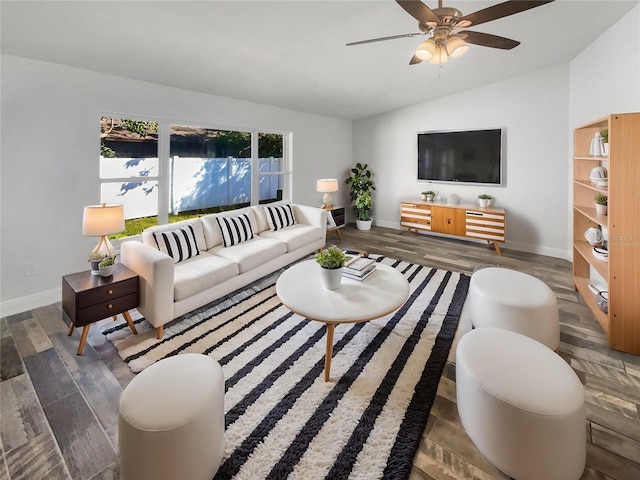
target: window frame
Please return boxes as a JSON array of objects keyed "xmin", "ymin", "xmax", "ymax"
[{"xmin": 100, "ymin": 114, "xmax": 291, "ymax": 237}]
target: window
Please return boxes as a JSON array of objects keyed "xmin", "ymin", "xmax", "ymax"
[
  {"xmin": 100, "ymin": 117, "xmax": 160, "ymax": 235},
  {"xmin": 258, "ymin": 133, "xmax": 284, "ymax": 204},
  {"xmin": 100, "ymin": 117, "xmax": 288, "ymax": 238}
]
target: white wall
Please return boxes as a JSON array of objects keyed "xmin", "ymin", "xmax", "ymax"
[
  {"xmin": 353, "ymin": 65, "xmax": 571, "ymax": 258},
  {"xmin": 567, "ymin": 5, "xmax": 640, "ymax": 257},
  {"xmin": 569, "ymin": 5, "xmax": 640, "ymax": 128},
  {"xmin": 0, "ymin": 55, "xmax": 352, "ymax": 315}
]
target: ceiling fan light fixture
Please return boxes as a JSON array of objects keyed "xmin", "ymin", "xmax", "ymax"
[
  {"xmin": 415, "ymin": 39, "xmax": 436, "ymax": 60},
  {"xmin": 446, "ymin": 36, "xmax": 469, "ymax": 58},
  {"xmin": 429, "ymin": 43, "xmax": 448, "ymax": 64}
]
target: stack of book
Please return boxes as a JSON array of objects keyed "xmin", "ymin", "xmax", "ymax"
[{"xmin": 343, "ymin": 255, "xmax": 376, "ymax": 281}]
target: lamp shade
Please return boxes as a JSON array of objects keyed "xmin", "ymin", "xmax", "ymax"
[
  {"xmin": 82, "ymin": 203, "xmax": 125, "ymax": 236},
  {"xmin": 416, "ymin": 39, "xmax": 436, "ymax": 60},
  {"xmin": 446, "ymin": 36, "xmax": 468, "ymax": 58},
  {"xmin": 429, "ymin": 43, "xmax": 448, "ymax": 64},
  {"xmin": 316, "ymin": 179, "xmax": 339, "ymax": 193}
]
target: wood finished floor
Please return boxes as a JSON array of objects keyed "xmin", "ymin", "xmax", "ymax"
[{"xmin": 1, "ymin": 224, "xmax": 639, "ymax": 480}]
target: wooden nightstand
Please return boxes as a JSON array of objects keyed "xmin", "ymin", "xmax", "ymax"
[
  {"xmin": 62, "ymin": 264, "xmax": 139, "ymax": 355},
  {"xmin": 324, "ymin": 206, "xmax": 345, "ymax": 240}
]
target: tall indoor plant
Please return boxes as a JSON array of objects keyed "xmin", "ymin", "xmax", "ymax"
[{"xmin": 345, "ymin": 162, "xmax": 375, "ymax": 231}]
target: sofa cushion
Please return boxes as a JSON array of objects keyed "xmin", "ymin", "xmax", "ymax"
[
  {"xmin": 152, "ymin": 226, "xmax": 200, "ymax": 264},
  {"xmin": 173, "ymin": 253, "xmax": 239, "ymax": 302},
  {"xmin": 254, "ymin": 200, "xmax": 291, "ymax": 233},
  {"xmin": 259, "ymin": 224, "xmax": 323, "ymax": 252},
  {"xmin": 142, "ymin": 218, "xmax": 206, "ymax": 252},
  {"xmin": 202, "ymin": 207, "xmax": 258, "ymax": 249},
  {"xmin": 264, "ymin": 203, "xmax": 296, "ymax": 231},
  {"xmin": 208, "ymin": 237, "xmax": 286, "ymax": 274},
  {"xmin": 215, "ymin": 214, "xmax": 254, "ymax": 247}
]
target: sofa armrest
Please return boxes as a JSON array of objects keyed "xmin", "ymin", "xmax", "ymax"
[
  {"xmin": 293, "ymin": 204, "xmax": 327, "ymax": 231},
  {"xmin": 120, "ymin": 241, "xmax": 175, "ymax": 329}
]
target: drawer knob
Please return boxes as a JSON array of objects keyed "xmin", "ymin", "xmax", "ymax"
[
  {"xmin": 107, "ymin": 304, "xmax": 113, "ymax": 309},
  {"xmin": 108, "ymin": 289, "xmax": 113, "ymax": 295}
]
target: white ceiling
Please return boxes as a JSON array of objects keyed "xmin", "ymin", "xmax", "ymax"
[{"xmin": 2, "ymin": 1, "xmax": 638, "ymax": 120}]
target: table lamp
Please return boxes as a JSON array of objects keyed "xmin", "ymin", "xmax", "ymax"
[
  {"xmin": 316, "ymin": 179, "xmax": 339, "ymax": 208},
  {"xmin": 83, "ymin": 203, "xmax": 125, "ymax": 261}
]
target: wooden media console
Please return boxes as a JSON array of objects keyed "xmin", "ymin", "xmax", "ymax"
[{"xmin": 400, "ymin": 200, "xmax": 506, "ymax": 255}]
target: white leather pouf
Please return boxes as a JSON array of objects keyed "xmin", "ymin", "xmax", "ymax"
[
  {"xmin": 469, "ymin": 267, "xmax": 560, "ymax": 350},
  {"xmin": 119, "ymin": 353, "xmax": 225, "ymax": 480},
  {"xmin": 456, "ymin": 328, "xmax": 586, "ymax": 480}
]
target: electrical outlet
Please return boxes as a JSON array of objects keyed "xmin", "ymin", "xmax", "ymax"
[{"xmin": 25, "ymin": 261, "xmax": 38, "ymax": 276}]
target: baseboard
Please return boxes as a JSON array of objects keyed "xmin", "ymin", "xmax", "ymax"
[
  {"xmin": 381, "ymin": 221, "xmax": 571, "ymax": 261},
  {"xmin": 1, "ymin": 288, "xmax": 61, "ymax": 318}
]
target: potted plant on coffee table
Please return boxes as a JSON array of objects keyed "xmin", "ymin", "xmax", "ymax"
[
  {"xmin": 345, "ymin": 162, "xmax": 375, "ymax": 231},
  {"xmin": 315, "ymin": 247, "xmax": 346, "ymax": 290}
]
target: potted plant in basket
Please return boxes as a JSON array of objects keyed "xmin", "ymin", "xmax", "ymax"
[
  {"xmin": 98, "ymin": 256, "xmax": 117, "ymax": 277},
  {"xmin": 88, "ymin": 252, "xmax": 106, "ymax": 276},
  {"xmin": 315, "ymin": 247, "xmax": 347, "ymax": 290},
  {"xmin": 345, "ymin": 163, "xmax": 375, "ymax": 231},
  {"xmin": 594, "ymin": 192, "xmax": 608, "ymax": 216}
]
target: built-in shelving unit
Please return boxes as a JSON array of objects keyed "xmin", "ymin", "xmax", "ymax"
[{"xmin": 573, "ymin": 113, "xmax": 640, "ymax": 354}]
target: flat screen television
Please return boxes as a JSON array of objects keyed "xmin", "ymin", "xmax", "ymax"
[{"xmin": 417, "ymin": 128, "xmax": 503, "ymax": 185}]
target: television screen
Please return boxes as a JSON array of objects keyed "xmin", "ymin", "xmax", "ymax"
[{"xmin": 417, "ymin": 128, "xmax": 502, "ymax": 185}]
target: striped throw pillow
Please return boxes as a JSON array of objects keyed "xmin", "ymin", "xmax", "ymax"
[
  {"xmin": 152, "ymin": 226, "xmax": 200, "ymax": 263},
  {"xmin": 265, "ymin": 204, "xmax": 296, "ymax": 231},
  {"xmin": 216, "ymin": 214, "xmax": 254, "ymax": 247}
]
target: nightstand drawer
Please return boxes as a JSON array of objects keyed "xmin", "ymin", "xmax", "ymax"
[
  {"xmin": 330, "ymin": 207, "xmax": 345, "ymax": 227},
  {"xmin": 75, "ymin": 293, "xmax": 138, "ymax": 327},
  {"xmin": 76, "ymin": 277, "xmax": 138, "ymax": 308}
]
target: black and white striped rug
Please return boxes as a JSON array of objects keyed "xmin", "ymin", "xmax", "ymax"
[{"xmin": 103, "ymin": 256, "xmax": 469, "ymax": 480}]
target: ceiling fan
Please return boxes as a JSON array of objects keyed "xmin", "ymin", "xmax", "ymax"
[{"xmin": 347, "ymin": 0, "xmax": 554, "ymax": 65}]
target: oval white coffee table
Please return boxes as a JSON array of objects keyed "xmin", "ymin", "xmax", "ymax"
[{"xmin": 276, "ymin": 260, "xmax": 409, "ymax": 381}]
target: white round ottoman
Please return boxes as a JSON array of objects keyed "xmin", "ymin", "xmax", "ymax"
[
  {"xmin": 456, "ymin": 328, "xmax": 585, "ymax": 480},
  {"xmin": 119, "ymin": 353, "xmax": 225, "ymax": 480},
  {"xmin": 469, "ymin": 267, "xmax": 560, "ymax": 350}
]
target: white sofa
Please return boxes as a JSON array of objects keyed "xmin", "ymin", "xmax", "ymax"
[{"xmin": 121, "ymin": 202, "xmax": 327, "ymax": 339}]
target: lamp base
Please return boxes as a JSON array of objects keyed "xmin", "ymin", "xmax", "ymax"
[
  {"xmin": 90, "ymin": 236, "xmax": 117, "ymax": 258},
  {"xmin": 322, "ymin": 192, "xmax": 334, "ymax": 208}
]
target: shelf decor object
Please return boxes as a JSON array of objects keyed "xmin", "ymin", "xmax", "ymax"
[
  {"xmin": 589, "ymin": 131, "xmax": 605, "ymax": 157},
  {"xmin": 572, "ymin": 113, "xmax": 640, "ymax": 355},
  {"xmin": 316, "ymin": 178, "xmax": 339, "ymax": 208},
  {"xmin": 82, "ymin": 203, "xmax": 125, "ymax": 269}
]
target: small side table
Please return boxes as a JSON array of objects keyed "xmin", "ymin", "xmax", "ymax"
[
  {"xmin": 62, "ymin": 264, "xmax": 139, "ymax": 355},
  {"xmin": 324, "ymin": 206, "xmax": 345, "ymax": 240}
]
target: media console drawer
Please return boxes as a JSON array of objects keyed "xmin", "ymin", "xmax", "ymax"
[{"xmin": 399, "ymin": 200, "xmax": 506, "ymax": 255}]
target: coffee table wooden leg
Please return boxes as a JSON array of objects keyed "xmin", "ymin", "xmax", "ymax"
[
  {"xmin": 122, "ymin": 311, "xmax": 138, "ymax": 335},
  {"xmin": 77, "ymin": 324, "xmax": 90, "ymax": 355},
  {"xmin": 324, "ymin": 323, "xmax": 336, "ymax": 382}
]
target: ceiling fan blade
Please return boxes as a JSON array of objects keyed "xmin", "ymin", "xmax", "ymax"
[
  {"xmin": 410, "ymin": 54, "xmax": 423, "ymax": 65},
  {"xmin": 462, "ymin": 31, "xmax": 520, "ymax": 49},
  {"xmin": 458, "ymin": 1, "xmax": 554, "ymax": 28},
  {"xmin": 396, "ymin": 0, "xmax": 439, "ymax": 25},
  {"xmin": 346, "ymin": 32, "xmax": 424, "ymax": 46}
]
